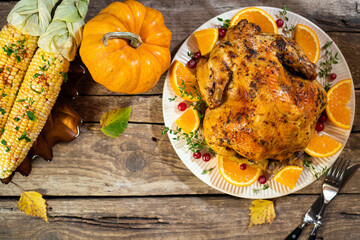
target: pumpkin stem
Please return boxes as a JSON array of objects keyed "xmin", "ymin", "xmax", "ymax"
[{"xmin": 103, "ymin": 32, "xmax": 143, "ymax": 49}]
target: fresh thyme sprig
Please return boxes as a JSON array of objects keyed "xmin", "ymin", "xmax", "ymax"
[
  {"xmin": 279, "ymin": 6, "xmax": 295, "ymax": 38},
  {"xmin": 202, "ymin": 167, "xmax": 215, "ymax": 175},
  {"xmin": 187, "ymin": 51, "xmax": 194, "ymax": 59},
  {"xmin": 168, "ymin": 96, "xmax": 177, "ymax": 102},
  {"xmin": 318, "ymin": 41, "xmax": 339, "ymax": 91},
  {"xmin": 217, "ymin": 18, "xmax": 231, "ymax": 29},
  {"xmin": 303, "ymin": 153, "xmax": 329, "ymax": 179},
  {"xmin": 162, "ymin": 126, "xmax": 207, "ymax": 153},
  {"xmin": 252, "ymin": 185, "xmax": 269, "ymax": 194}
]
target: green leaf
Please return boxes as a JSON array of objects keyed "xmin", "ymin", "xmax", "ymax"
[
  {"xmin": 100, "ymin": 107, "xmax": 132, "ymax": 138},
  {"xmin": 26, "ymin": 111, "xmax": 36, "ymax": 121}
]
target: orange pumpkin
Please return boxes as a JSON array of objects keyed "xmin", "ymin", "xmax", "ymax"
[{"xmin": 80, "ymin": 0, "xmax": 172, "ymax": 94}]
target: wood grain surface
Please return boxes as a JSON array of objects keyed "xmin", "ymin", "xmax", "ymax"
[{"xmin": 0, "ymin": 0, "xmax": 359, "ymax": 239}]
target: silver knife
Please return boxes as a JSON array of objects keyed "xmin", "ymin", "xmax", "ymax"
[{"xmin": 285, "ymin": 163, "xmax": 359, "ymax": 240}]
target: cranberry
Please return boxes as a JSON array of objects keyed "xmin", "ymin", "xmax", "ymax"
[
  {"xmin": 258, "ymin": 175, "xmax": 267, "ymax": 184},
  {"xmin": 316, "ymin": 122, "xmax": 325, "ymax": 132},
  {"xmin": 193, "ymin": 51, "xmax": 201, "ymax": 60},
  {"xmin": 218, "ymin": 28, "xmax": 227, "ymax": 38},
  {"xmin": 330, "ymin": 73, "xmax": 337, "ymax": 80},
  {"xmin": 276, "ymin": 19, "xmax": 284, "ymax": 28},
  {"xmin": 240, "ymin": 164, "xmax": 247, "ymax": 170},
  {"xmin": 319, "ymin": 112, "xmax": 328, "ymax": 123},
  {"xmin": 193, "ymin": 152, "xmax": 201, "ymax": 159},
  {"xmin": 177, "ymin": 102, "xmax": 187, "ymax": 111},
  {"xmin": 202, "ymin": 153, "xmax": 211, "ymax": 162},
  {"xmin": 187, "ymin": 59, "xmax": 197, "ymax": 69}
]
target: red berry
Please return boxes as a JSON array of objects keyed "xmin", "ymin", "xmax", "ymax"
[
  {"xmin": 240, "ymin": 164, "xmax": 247, "ymax": 170},
  {"xmin": 177, "ymin": 102, "xmax": 187, "ymax": 111},
  {"xmin": 187, "ymin": 59, "xmax": 197, "ymax": 69},
  {"xmin": 193, "ymin": 152, "xmax": 201, "ymax": 159},
  {"xmin": 316, "ymin": 122, "xmax": 325, "ymax": 132},
  {"xmin": 330, "ymin": 73, "xmax": 337, "ymax": 80},
  {"xmin": 218, "ymin": 28, "xmax": 226, "ymax": 38},
  {"xmin": 258, "ymin": 175, "xmax": 267, "ymax": 184},
  {"xmin": 202, "ymin": 153, "xmax": 211, "ymax": 162},
  {"xmin": 319, "ymin": 112, "xmax": 328, "ymax": 123},
  {"xmin": 193, "ymin": 51, "xmax": 201, "ymax": 60},
  {"xmin": 276, "ymin": 19, "xmax": 284, "ymax": 27}
]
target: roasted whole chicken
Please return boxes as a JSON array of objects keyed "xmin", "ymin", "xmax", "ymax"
[{"xmin": 196, "ymin": 19, "xmax": 327, "ymax": 162}]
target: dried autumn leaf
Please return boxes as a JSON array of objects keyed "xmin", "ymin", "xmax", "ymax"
[
  {"xmin": 18, "ymin": 191, "xmax": 48, "ymax": 223},
  {"xmin": 249, "ymin": 199, "xmax": 276, "ymax": 227},
  {"xmin": 100, "ymin": 106, "xmax": 132, "ymax": 138}
]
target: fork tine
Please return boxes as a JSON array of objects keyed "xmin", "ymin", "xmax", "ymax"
[
  {"xmin": 337, "ymin": 159, "xmax": 351, "ymax": 184},
  {"xmin": 327, "ymin": 158, "xmax": 342, "ymax": 179},
  {"xmin": 334, "ymin": 158, "xmax": 347, "ymax": 182}
]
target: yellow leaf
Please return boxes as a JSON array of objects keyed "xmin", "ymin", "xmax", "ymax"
[
  {"xmin": 249, "ymin": 199, "xmax": 276, "ymax": 227},
  {"xmin": 18, "ymin": 191, "xmax": 48, "ymax": 223}
]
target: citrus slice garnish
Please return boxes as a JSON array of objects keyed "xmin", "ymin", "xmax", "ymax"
[
  {"xmin": 294, "ymin": 24, "xmax": 320, "ymax": 63},
  {"xmin": 305, "ymin": 133, "xmax": 343, "ymax": 158},
  {"xmin": 218, "ymin": 155, "xmax": 262, "ymax": 187},
  {"xmin": 326, "ymin": 79, "xmax": 352, "ymax": 129},
  {"xmin": 169, "ymin": 60, "xmax": 200, "ymax": 102},
  {"xmin": 230, "ymin": 7, "xmax": 278, "ymax": 33},
  {"xmin": 175, "ymin": 106, "xmax": 200, "ymax": 134},
  {"xmin": 273, "ymin": 165, "xmax": 304, "ymax": 189},
  {"xmin": 193, "ymin": 28, "xmax": 219, "ymax": 56}
]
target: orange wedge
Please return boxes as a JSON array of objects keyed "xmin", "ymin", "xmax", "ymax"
[
  {"xmin": 193, "ymin": 28, "xmax": 219, "ymax": 56},
  {"xmin": 326, "ymin": 79, "xmax": 352, "ymax": 129},
  {"xmin": 294, "ymin": 24, "xmax": 320, "ymax": 63},
  {"xmin": 218, "ymin": 155, "xmax": 262, "ymax": 187},
  {"xmin": 230, "ymin": 7, "xmax": 278, "ymax": 33},
  {"xmin": 175, "ymin": 106, "xmax": 200, "ymax": 134},
  {"xmin": 305, "ymin": 133, "xmax": 343, "ymax": 158},
  {"xmin": 169, "ymin": 60, "xmax": 200, "ymax": 102},
  {"xmin": 273, "ymin": 166, "xmax": 304, "ymax": 189}
]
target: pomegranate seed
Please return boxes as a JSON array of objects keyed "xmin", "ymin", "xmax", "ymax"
[
  {"xmin": 202, "ymin": 153, "xmax": 211, "ymax": 162},
  {"xmin": 319, "ymin": 112, "xmax": 328, "ymax": 123},
  {"xmin": 218, "ymin": 28, "xmax": 226, "ymax": 38},
  {"xmin": 316, "ymin": 122, "xmax": 325, "ymax": 132},
  {"xmin": 193, "ymin": 152, "xmax": 201, "ymax": 159},
  {"xmin": 193, "ymin": 51, "xmax": 201, "ymax": 60},
  {"xmin": 276, "ymin": 19, "xmax": 284, "ymax": 27},
  {"xmin": 330, "ymin": 73, "xmax": 337, "ymax": 80},
  {"xmin": 187, "ymin": 59, "xmax": 197, "ymax": 69},
  {"xmin": 177, "ymin": 102, "xmax": 187, "ymax": 111},
  {"xmin": 240, "ymin": 164, "xmax": 247, "ymax": 170},
  {"xmin": 258, "ymin": 175, "xmax": 267, "ymax": 184}
]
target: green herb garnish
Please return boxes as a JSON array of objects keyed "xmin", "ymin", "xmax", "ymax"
[
  {"xmin": 202, "ymin": 167, "xmax": 215, "ymax": 175},
  {"xmin": 26, "ymin": 111, "xmax": 36, "ymax": 121},
  {"xmin": 253, "ymin": 185, "xmax": 270, "ymax": 194},
  {"xmin": 279, "ymin": 6, "xmax": 295, "ymax": 38},
  {"xmin": 18, "ymin": 132, "xmax": 31, "ymax": 142},
  {"xmin": 217, "ymin": 18, "xmax": 231, "ymax": 29}
]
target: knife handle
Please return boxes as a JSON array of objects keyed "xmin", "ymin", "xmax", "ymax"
[
  {"xmin": 285, "ymin": 226, "xmax": 303, "ymax": 240},
  {"xmin": 308, "ymin": 234, "xmax": 316, "ymax": 240}
]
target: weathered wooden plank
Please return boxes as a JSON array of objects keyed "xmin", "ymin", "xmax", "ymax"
[
  {"xmin": 0, "ymin": 195, "xmax": 359, "ymax": 239},
  {"xmin": 0, "ymin": 124, "xmax": 359, "ymax": 196}
]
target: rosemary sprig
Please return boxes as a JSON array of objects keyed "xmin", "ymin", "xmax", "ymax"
[
  {"xmin": 168, "ymin": 96, "xmax": 177, "ymax": 102},
  {"xmin": 318, "ymin": 41, "xmax": 339, "ymax": 91},
  {"xmin": 279, "ymin": 6, "xmax": 295, "ymax": 38},
  {"xmin": 217, "ymin": 18, "xmax": 231, "ymax": 29}
]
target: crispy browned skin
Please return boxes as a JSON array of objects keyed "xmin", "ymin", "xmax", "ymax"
[{"xmin": 197, "ymin": 19, "xmax": 327, "ymax": 162}]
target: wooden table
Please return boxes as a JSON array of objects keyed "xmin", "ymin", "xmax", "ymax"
[{"xmin": 0, "ymin": 0, "xmax": 359, "ymax": 239}]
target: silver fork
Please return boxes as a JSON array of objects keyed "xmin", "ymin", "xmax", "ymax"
[{"xmin": 308, "ymin": 157, "xmax": 351, "ymax": 240}]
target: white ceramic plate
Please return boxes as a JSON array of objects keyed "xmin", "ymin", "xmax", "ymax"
[{"xmin": 162, "ymin": 7, "xmax": 355, "ymax": 199}]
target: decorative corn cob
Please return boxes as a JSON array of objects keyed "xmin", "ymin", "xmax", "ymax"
[
  {"xmin": 0, "ymin": 0, "xmax": 89, "ymax": 179},
  {"xmin": 0, "ymin": 0, "xmax": 59, "ymax": 133}
]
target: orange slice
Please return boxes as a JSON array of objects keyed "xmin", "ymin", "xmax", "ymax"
[
  {"xmin": 230, "ymin": 7, "xmax": 278, "ymax": 33},
  {"xmin": 175, "ymin": 106, "xmax": 200, "ymax": 134},
  {"xmin": 326, "ymin": 79, "xmax": 352, "ymax": 129},
  {"xmin": 218, "ymin": 155, "xmax": 262, "ymax": 187},
  {"xmin": 273, "ymin": 166, "xmax": 304, "ymax": 189},
  {"xmin": 169, "ymin": 60, "xmax": 200, "ymax": 102},
  {"xmin": 193, "ymin": 28, "xmax": 219, "ymax": 56},
  {"xmin": 294, "ymin": 24, "xmax": 320, "ymax": 63},
  {"xmin": 305, "ymin": 133, "xmax": 343, "ymax": 158}
]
